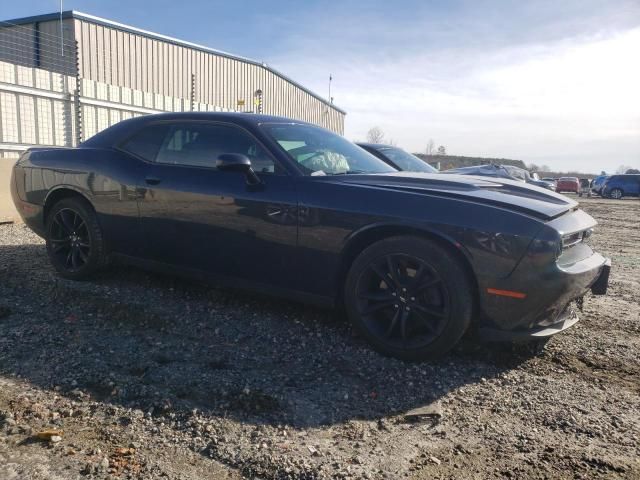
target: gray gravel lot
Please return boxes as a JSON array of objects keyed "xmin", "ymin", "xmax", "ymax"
[{"xmin": 0, "ymin": 196, "xmax": 639, "ymax": 479}]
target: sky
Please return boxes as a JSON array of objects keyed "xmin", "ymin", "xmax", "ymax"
[{"xmin": 4, "ymin": 0, "xmax": 640, "ymax": 173}]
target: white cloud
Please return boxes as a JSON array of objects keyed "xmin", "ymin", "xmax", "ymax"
[{"xmin": 271, "ymin": 24, "xmax": 640, "ymax": 173}]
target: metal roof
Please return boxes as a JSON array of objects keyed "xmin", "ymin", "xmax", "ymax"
[{"xmin": 1, "ymin": 10, "xmax": 346, "ymax": 115}]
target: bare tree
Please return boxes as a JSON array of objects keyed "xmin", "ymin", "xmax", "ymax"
[
  {"xmin": 387, "ymin": 138, "xmax": 397, "ymax": 146},
  {"xmin": 437, "ymin": 145, "xmax": 446, "ymax": 155},
  {"xmin": 366, "ymin": 127, "xmax": 385, "ymax": 143},
  {"xmin": 528, "ymin": 163, "xmax": 540, "ymax": 172},
  {"xmin": 616, "ymin": 165, "xmax": 632, "ymax": 174},
  {"xmin": 540, "ymin": 165, "xmax": 551, "ymax": 172},
  {"xmin": 425, "ymin": 139, "xmax": 435, "ymax": 155}
]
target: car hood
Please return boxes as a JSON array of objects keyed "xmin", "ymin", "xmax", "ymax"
[{"xmin": 334, "ymin": 172, "xmax": 577, "ymax": 220}]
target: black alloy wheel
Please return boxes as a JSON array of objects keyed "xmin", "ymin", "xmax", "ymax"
[
  {"xmin": 355, "ymin": 253, "xmax": 450, "ymax": 349},
  {"xmin": 49, "ymin": 208, "xmax": 91, "ymax": 271},
  {"xmin": 46, "ymin": 197, "xmax": 106, "ymax": 280},
  {"xmin": 345, "ymin": 236, "xmax": 473, "ymax": 361}
]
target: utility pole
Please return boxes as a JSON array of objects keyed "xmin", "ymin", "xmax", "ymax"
[
  {"xmin": 60, "ymin": 0, "xmax": 64, "ymax": 57},
  {"xmin": 328, "ymin": 74, "xmax": 332, "ymax": 103}
]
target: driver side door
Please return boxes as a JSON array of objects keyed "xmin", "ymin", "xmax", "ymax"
[{"xmin": 127, "ymin": 121, "xmax": 299, "ymax": 289}]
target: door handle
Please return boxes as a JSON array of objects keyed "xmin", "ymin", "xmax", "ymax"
[{"xmin": 145, "ymin": 176, "xmax": 161, "ymax": 185}]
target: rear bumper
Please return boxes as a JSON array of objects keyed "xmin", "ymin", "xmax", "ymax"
[{"xmin": 10, "ymin": 169, "xmax": 45, "ymax": 236}]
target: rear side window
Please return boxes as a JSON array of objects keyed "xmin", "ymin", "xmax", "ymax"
[{"xmin": 120, "ymin": 124, "xmax": 171, "ymax": 161}]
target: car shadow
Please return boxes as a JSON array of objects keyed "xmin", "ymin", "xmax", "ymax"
[{"xmin": 0, "ymin": 243, "xmax": 536, "ymax": 429}]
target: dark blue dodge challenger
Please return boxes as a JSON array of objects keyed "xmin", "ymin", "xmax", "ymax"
[{"xmin": 10, "ymin": 113, "xmax": 610, "ymax": 360}]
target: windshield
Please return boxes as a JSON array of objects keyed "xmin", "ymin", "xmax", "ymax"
[
  {"xmin": 378, "ymin": 147, "xmax": 438, "ymax": 173},
  {"xmin": 262, "ymin": 123, "xmax": 396, "ymax": 176}
]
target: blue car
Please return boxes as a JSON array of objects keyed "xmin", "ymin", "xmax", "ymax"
[
  {"xmin": 591, "ymin": 175, "xmax": 610, "ymax": 196},
  {"xmin": 602, "ymin": 174, "xmax": 640, "ymax": 199}
]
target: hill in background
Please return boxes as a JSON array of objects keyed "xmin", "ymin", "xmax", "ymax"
[
  {"xmin": 413, "ymin": 154, "xmax": 598, "ymax": 179},
  {"xmin": 413, "ymin": 154, "xmax": 527, "ymax": 170}
]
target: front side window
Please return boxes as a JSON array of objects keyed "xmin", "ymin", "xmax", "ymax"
[
  {"xmin": 155, "ymin": 123, "xmax": 276, "ymax": 172},
  {"xmin": 262, "ymin": 123, "xmax": 396, "ymax": 176}
]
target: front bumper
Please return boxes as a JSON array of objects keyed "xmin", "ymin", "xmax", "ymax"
[
  {"xmin": 478, "ymin": 302, "xmax": 580, "ymax": 341},
  {"xmin": 590, "ymin": 257, "xmax": 610, "ymax": 295},
  {"xmin": 477, "ymin": 209, "xmax": 610, "ymax": 340}
]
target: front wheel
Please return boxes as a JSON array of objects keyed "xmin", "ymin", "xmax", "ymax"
[
  {"xmin": 45, "ymin": 197, "xmax": 106, "ymax": 280},
  {"xmin": 609, "ymin": 188, "xmax": 623, "ymax": 199},
  {"xmin": 344, "ymin": 236, "xmax": 474, "ymax": 361}
]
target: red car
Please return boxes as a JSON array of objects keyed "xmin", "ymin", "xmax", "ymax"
[{"xmin": 556, "ymin": 177, "xmax": 580, "ymax": 194}]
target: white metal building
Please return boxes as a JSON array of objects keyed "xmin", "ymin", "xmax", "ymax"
[{"xmin": 0, "ymin": 10, "xmax": 346, "ymax": 160}]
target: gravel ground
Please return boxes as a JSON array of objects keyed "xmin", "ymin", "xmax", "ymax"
[{"xmin": 0, "ymin": 196, "xmax": 638, "ymax": 479}]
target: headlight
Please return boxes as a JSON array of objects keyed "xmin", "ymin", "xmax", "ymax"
[{"xmin": 561, "ymin": 228, "xmax": 593, "ymax": 250}]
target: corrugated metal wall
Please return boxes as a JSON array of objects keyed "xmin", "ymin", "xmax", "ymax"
[
  {"xmin": 0, "ymin": 19, "xmax": 76, "ymax": 75},
  {"xmin": 70, "ymin": 17, "xmax": 344, "ymax": 133},
  {"xmin": 0, "ymin": 15, "xmax": 344, "ymax": 134}
]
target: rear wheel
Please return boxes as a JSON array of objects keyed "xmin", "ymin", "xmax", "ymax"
[
  {"xmin": 609, "ymin": 188, "xmax": 623, "ymax": 199},
  {"xmin": 45, "ymin": 197, "xmax": 106, "ymax": 280},
  {"xmin": 344, "ymin": 236, "xmax": 473, "ymax": 361}
]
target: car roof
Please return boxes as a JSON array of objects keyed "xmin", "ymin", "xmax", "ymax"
[
  {"xmin": 121, "ymin": 111, "xmax": 313, "ymax": 126},
  {"xmin": 81, "ymin": 112, "xmax": 317, "ymax": 147}
]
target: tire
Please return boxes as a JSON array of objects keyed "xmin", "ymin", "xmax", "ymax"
[
  {"xmin": 610, "ymin": 188, "xmax": 623, "ymax": 199},
  {"xmin": 344, "ymin": 236, "xmax": 474, "ymax": 361},
  {"xmin": 45, "ymin": 197, "xmax": 106, "ymax": 280}
]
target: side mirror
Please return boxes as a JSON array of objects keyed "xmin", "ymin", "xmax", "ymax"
[{"xmin": 216, "ymin": 153, "xmax": 261, "ymax": 185}]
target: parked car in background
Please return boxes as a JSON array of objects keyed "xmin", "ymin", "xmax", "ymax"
[
  {"xmin": 444, "ymin": 164, "xmax": 555, "ymax": 190},
  {"xmin": 578, "ymin": 178, "xmax": 592, "ymax": 197},
  {"xmin": 356, "ymin": 143, "xmax": 438, "ymax": 173},
  {"xmin": 601, "ymin": 174, "xmax": 640, "ymax": 199},
  {"xmin": 528, "ymin": 172, "xmax": 556, "ymax": 190},
  {"xmin": 591, "ymin": 175, "xmax": 610, "ymax": 196},
  {"xmin": 10, "ymin": 112, "xmax": 610, "ymax": 360},
  {"xmin": 556, "ymin": 177, "xmax": 580, "ymax": 194},
  {"xmin": 542, "ymin": 177, "xmax": 557, "ymax": 188}
]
